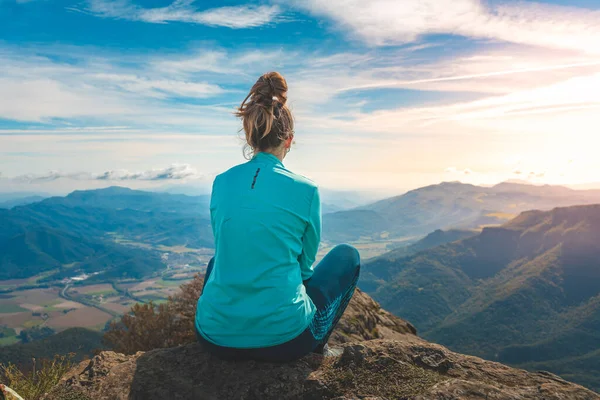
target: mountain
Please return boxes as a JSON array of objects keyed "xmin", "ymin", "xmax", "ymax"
[
  {"xmin": 318, "ymin": 188, "xmax": 387, "ymax": 210},
  {"xmin": 149, "ymin": 182, "xmax": 212, "ymax": 196},
  {"xmin": 41, "ymin": 186, "xmax": 210, "ymax": 216},
  {"xmin": 0, "ymin": 227, "xmax": 104, "ymax": 279},
  {"xmin": 386, "ymin": 228, "xmax": 477, "ymax": 258},
  {"xmin": 567, "ymin": 182, "xmax": 600, "ymax": 190},
  {"xmin": 321, "ymin": 203, "xmax": 344, "ymax": 214},
  {"xmin": 151, "ymin": 184, "xmax": 385, "ymax": 211},
  {"xmin": 0, "ymin": 225, "xmax": 165, "ymax": 280},
  {"xmin": 323, "ymin": 181, "xmax": 600, "ymax": 242},
  {"xmin": 0, "ymin": 195, "xmax": 45, "ymax": 209},
  {"xmin": 0, "ymin": 187, "xmax": 213, "ymax": 281},
  {"xmin": 44, "ymin": 290, "xmax": 597, "ymax": 400},
  {"xmin": 0, "ymin": 191, "xmax": 50, "ymax": 203},
  {"xmin": 362, "ymin": 204, "xmax": 600, "ymax": 391},
  {"xmin": 359, "ymin": 229, "xmax": 477, "ymax": 292}
]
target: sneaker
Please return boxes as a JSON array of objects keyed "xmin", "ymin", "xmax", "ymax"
[{"xmin": 314, "ymin": 343, "xmax": 343, "ymax": 357}]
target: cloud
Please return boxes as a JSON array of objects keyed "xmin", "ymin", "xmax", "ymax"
[
  {"xmin": 0, "ymin": 77, "xmax": 137, "ymax": 122},
  {"xmin": 152, "ymin": 51, "xmax": 231, "ymax": 75},
  {"xmin": 320, "ymin": 70, "xmax": 600, "ymax": 137},
  {"xmin": 95, "ymin": 164, "xmax": 201, "ymax": 181},
  {"xmin": 512, "ymin": 168, "xmax": 545, "ymax": 179},
  {"xmin": 445, "ymin": 167, "xmax": 473, "ymax": 175},
  {"xmin": 293, "ymin": 0, "xmax": 600, "ymax": 54},
  {"xmin": 82, "ymin": 1, "xmax": 282, "ymax": 28},
  {"xmin": 337, "ymin": 60, "xmax": 600, "ymax": 93},
  {"xmin": 92, "ymin": 73, "xmax": 226, "ymax": 98},
  {"xmin": 3, "ymin": 38, "xmax": 599, "ymax": 133},
  {"xmin": 13, "ymin": 164, "xmax": 202, "ymax": 183},
  {"xmin": 0, "ymin": 46, "xmax": 245, "ymax": 125},
  {"xmin": 13, "ymin": 171, "xmax": 88, "ymax": 183},
  {"xmin": 150, "ymin": 48, "xmax": 288, "ymax": 77},
  {"xmin": 528, "ymin": 171, "xmax": 546, "ymax": 179}
]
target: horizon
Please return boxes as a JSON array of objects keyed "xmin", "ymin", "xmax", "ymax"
[
  {"xmin": 2, "ymin": 0, "xmax": 600, "ymax": 193},
  {"xmin": 3, "ymin": 179, "xmax": 600, "ymax": 201}
]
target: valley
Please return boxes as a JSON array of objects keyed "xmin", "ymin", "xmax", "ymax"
[
  {"xmin": 0, "ymin": 240, "xmax": 213, "ymax": 347},
  {"xmin": 2, "ymin": 182, "xmax": 600, "ymax": 392},
  {"xmin": 362, "ymin": 204, "xmax": 600, "ymax": 391}
]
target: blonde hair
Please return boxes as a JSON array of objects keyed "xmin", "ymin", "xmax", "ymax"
[{"xmin": 235, "ymin": 72, "xmax": 294, "ymax": 157}]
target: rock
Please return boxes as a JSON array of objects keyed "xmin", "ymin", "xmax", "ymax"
[
  {"xmin": 329, "ymin": 289, "xmax": 417, "ymax": 346},
  {"xmin": 45, "ymin": 351, "xmax": 142, "ymax": 400},
  {"xmin": 410, "ymin": 346, "xmax": 453, "ymax": 373},
  {"xmin": 46, "ymin": 339, "xmax": 598, "ymax": 400},
  {"xmin": 44, "ymin": 290, "xmax": 598, "ymax": 400},
  {"xmin": 335, "ymin": 344, "xmax": 371, "ymax": 368}
]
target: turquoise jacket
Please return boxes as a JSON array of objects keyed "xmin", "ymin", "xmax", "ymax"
[{"xmin": 195, "ymin": 152, "xmax": 320, "ymax": 348}]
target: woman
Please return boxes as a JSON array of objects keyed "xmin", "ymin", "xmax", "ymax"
[{"xmin": 195, "ymin": 72, "xmax": 360, "ymax": 362}]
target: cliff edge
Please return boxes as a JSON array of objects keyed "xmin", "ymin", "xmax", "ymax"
[{"xmin": 44, "ymin": 290, "xmax": 598, "ymax": 400}]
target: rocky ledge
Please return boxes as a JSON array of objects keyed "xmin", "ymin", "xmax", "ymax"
[{"xmin": 44, "ymin": 290, "xmax": 598, "ymax": 400}]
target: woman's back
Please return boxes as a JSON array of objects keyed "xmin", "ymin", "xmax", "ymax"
[
  {"xmin": 194, "ymin": 71, "xmax": 359, "ymax": 362},
  {"xmin": 195, "ymin": 151, "xmax": 320, "ymax": 348}
]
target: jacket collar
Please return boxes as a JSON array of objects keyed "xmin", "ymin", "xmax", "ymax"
[{"xmin": 252, "ymin": 152, "xmax": 284, "ymax": 167}]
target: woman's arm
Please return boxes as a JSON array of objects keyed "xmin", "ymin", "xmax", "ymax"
[
  {"xmin": 209, "ymin": 176, "xmax": 219, "ymax": 237},
  {"xmin": 299, "ymin": 187, "xmax": 322, "ymax": 280}
]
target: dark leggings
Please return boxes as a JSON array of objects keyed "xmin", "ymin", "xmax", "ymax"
[{"xmin": 195, "ymin": 244, "xmax": 360, "ymax": 362}]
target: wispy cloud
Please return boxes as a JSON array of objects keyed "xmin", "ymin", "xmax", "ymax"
[
  {"xmin": 4, "ymin": 40, "xmax": 600, "ymax": 141},
  {"xmin": 0, "ymin": 77, "xmax": 138, "ymax": 122},
  {"xmin": 13, "ymin": 164, "xmax": 202, "ymax": 183},
  {"xmin": 95, "ymin": 164, "xmax": 201, "ymax": 181},
  {"xmin": 513, "ymin": 168, "xmax": 545, "ymax": 179},
  {"xmin": 293, "ymin": 0, "xmax": 600, "ymax": 53},
  {"xmin": 0, "ymin": 46, "xmax": 242, "ymax": 124},
  {"xmin": 92, "ymin": 73, "xmax": 227, "ymax": 98},
  {"xmin": 338, "ymin": 61, "xmax": 600, "ymax": 93},
  {"xmin": 152, "ymin": 51, "xmax": 231, "ymax": 75},
  {"xmin": 311, "ymin": 70, "xmax": 600, "ymax": 136},
  {"xmin": 81, "ymin": 1, "xmax": 282, "ymax": 28}
]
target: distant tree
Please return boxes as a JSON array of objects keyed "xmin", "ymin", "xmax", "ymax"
[
  {"xmin": 103, "ymin": 274, "xmax": 204, "ymax": 354},
  {"xmin": 18, "ymin": 330, "xmax": 29, "ymax": 344},
  {"xmin": 168, "ymin": 273, "xmax": 204, "ymax": 345},
  {"xmin": 17, "ymin": 327, "xmax": 55, "ymax": 344}
]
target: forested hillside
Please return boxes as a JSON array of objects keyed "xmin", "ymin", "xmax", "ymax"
[{"xmin": 362, "ymin": 204, "xmax": 600, "ymax": 391}]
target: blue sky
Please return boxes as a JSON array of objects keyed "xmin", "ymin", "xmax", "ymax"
[{"xmin": 2, "ymin": 0, "xmax": 600, "ymax": 194}]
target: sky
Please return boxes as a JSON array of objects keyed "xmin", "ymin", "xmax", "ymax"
[{"xmin": 1, "ymin": 0, "xmax": 600, "ymax": 195}]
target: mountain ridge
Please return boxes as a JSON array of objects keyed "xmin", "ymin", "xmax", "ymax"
[
  {"xmin": 362, "ymin": 203, "xmax": 600, "ymax": 391},
  {"xmin": 324, "ymin": 180, "xmax": 600, "ymax": 242},
  {"xmin": 0, "ymin": 187, "xmax": 214, "ymax": 281}
]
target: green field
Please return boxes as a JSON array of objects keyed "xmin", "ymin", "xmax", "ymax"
[
  {"xmin": 0, "ymin": 304, "xmax": 28, "ymax": 314},
  {"xmin": 0, "ymin": 336, "xmax": 19, "ymax": 346},
  {"xmin": 138, "ymin": 294, "xmax": 167, "ymax": 302},
  {"xmin": 41, "ymin": 299, "xmax": 70, "ymax": 312},
  {"xmin": 22, "ymin": 320, "xmax": 44, "ymax": 329},
  {"xmin": 85, "ymin": 289, "xmax": 118, "ymax": 296},
  {"xmin": 156, "ymin": 278, "xmax": 188, "ymax": 287}
]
